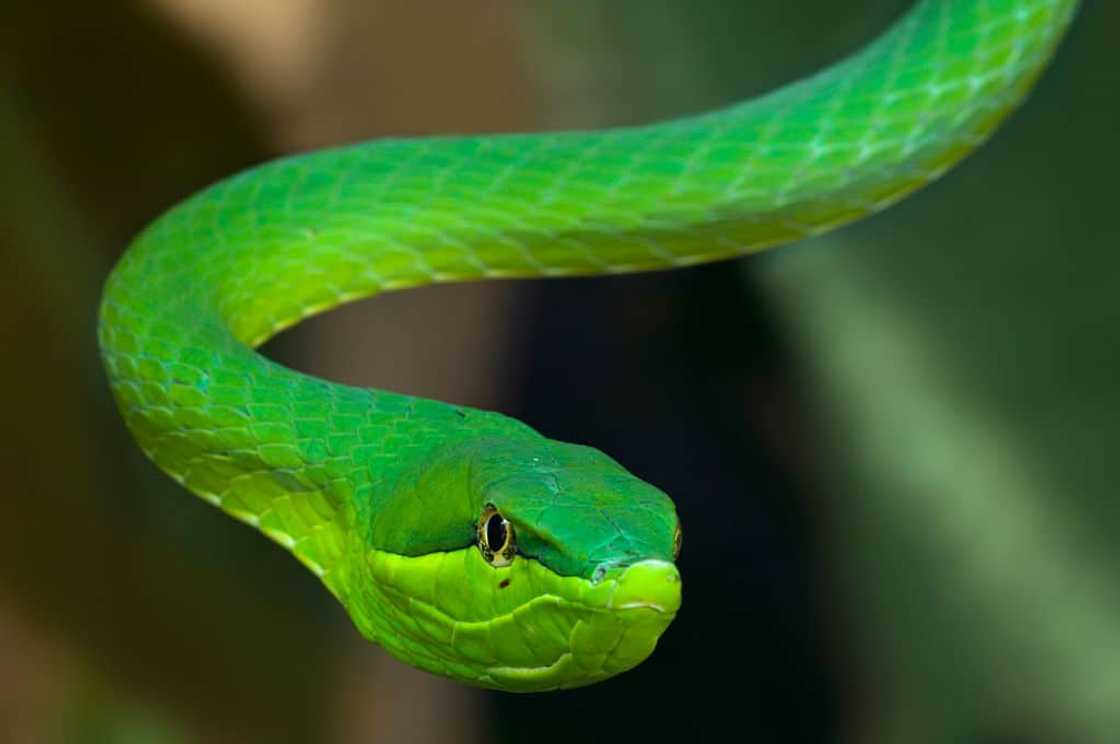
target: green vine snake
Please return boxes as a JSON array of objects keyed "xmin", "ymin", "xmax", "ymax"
[{"xmin": 98, "ymin": 0, "xmax": 1079, "ymax": 691}]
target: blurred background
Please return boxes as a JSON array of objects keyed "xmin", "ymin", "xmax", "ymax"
[{"xmin": 1, "ymin": 1, "xmax": 1115, "ymax": 742}]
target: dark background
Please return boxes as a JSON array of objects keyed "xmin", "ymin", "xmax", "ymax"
[{"xmin": 2, "ymin": 1, "xmax": 1116, "ymax": 742}]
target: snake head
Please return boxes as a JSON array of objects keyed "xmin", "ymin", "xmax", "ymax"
[{"xmin": 347, "ymin": 431, "xmax": 682, "ymax": 691}]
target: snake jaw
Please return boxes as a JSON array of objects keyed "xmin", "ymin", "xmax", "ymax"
[
  {"xmin": 479, "ymin": 561, "xmax": 681, "ymax": 690},
  {"xmin": 351, "ymin": 547, "xmax": 680, "ymax": 691}
]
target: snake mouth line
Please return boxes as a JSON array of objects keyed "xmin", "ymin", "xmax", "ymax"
[
  {"xmin": 377, "ymin": 566, "xmax": 654, "ymax": 628},
  {"xmin": 381, "ymin": 585, "xmax": 675, "ymax": 686},
  {"xmin": 364, "ymin": 553, "xmax": 681, "ymax": 689},
  {"xmin": 611, "ymin": 601, "xmax": 670, "ymax": 612}
]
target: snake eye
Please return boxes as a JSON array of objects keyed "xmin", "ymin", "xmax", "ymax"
[
  {"xmin": 478, "ymin": 505, "xmax": 515, "ymax": 567},
  {"xmin": 672, "ymin": 525, "xmax": 683, "ymax": 560}
]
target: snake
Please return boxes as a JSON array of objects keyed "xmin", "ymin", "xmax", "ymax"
[{"xmin": 98, "ymin": 0, "xmax": 1078, "ymax": 692}]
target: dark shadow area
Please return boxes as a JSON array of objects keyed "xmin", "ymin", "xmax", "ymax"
[{"xmin": 493, "ymin": 266, "xmax": 840, "ymax": 742}]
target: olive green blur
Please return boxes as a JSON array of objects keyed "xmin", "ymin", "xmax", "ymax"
[{"xmin": 3, "ymin": 0, "xmax": 1114, "ymax": 740}]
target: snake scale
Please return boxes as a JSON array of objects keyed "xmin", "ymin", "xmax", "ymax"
[{"xmin": 98, "ymin": 0, "xmax": 1078, "ymax": 691}]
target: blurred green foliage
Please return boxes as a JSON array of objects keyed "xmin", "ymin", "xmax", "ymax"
[
  {"xmin": 763, "ymin": 6, "xmax": 1120, "ymax": 738},
  {"xmin": 527, "ymin": 0, "xmax": 1119, "ymax": 740}
]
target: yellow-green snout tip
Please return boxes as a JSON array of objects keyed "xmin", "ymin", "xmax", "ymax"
[
  {"xmin": 607, "ymin": 559, "xmax": 682, "ymax": 614},
  {"xmin": 361, "ymin": 550, "xmax": 682, "ymax": 692}
]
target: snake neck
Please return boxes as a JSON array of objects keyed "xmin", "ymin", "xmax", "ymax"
[{"xmin": 99, "ymin": 263, "xmax": 540, "ymax": 588}]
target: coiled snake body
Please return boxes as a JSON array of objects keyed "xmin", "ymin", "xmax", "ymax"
[{"xmin": 98, "ymin": 0, "xmax": 1079, "ymax": 691}]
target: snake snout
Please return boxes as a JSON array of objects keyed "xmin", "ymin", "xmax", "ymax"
[{"xmin": 610, "ymin": 559, "xmax": 681, "ymax": 614}]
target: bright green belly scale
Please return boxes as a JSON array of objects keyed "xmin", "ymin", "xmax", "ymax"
[{"xmin": 98, "ymin": 0, "xmax": 1079, "ymax": 691}]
